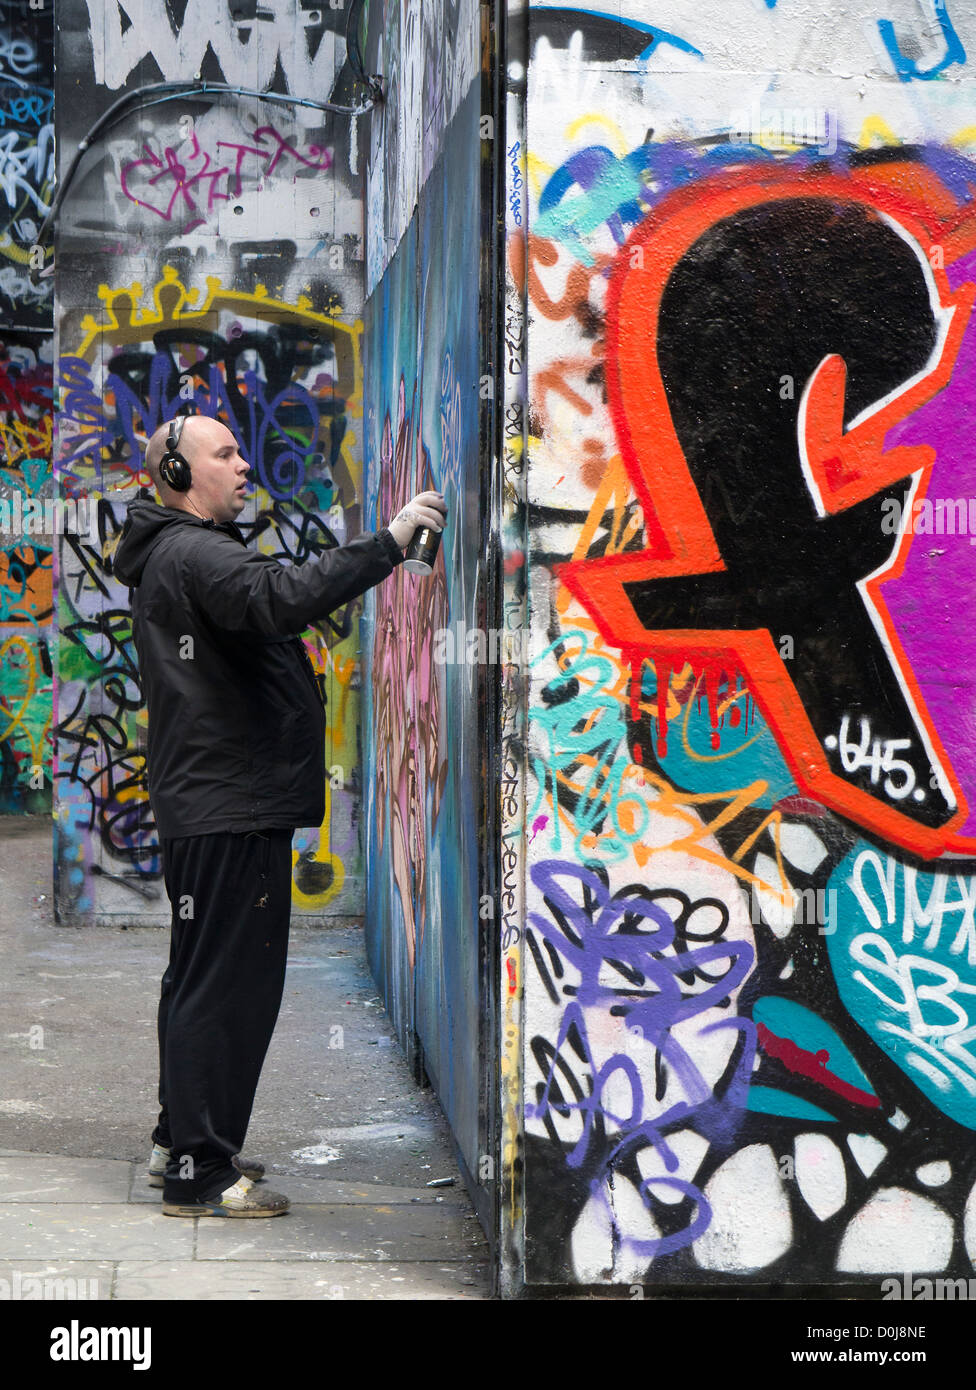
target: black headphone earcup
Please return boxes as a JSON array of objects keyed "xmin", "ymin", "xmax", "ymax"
[{"xmin": 160, "ymin": 451, "xmax": 192, "ymax": 492}]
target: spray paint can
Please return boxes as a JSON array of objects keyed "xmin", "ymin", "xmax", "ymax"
[{"xmin": 402, "ymin": 520, "xmax": 442, "ymax": 575}]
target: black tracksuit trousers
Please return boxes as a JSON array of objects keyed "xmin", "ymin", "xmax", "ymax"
[{"xmin": 151, "ymin": 828, "xmax": 294, "ymax": 1203}]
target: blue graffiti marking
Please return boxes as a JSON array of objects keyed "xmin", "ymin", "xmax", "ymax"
[
  {"xmin": 746, "ymin": 1086, "xmax": 836, "ymax": 1122},
  {"xmin": 879, "ymin": 1, "xmax": 966, "ymax": 81},
  {"xmin": 828, "ymin": 845, "xmax": 976, "ymax": 1128}
]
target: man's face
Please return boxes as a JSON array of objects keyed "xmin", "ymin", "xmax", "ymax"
[{"xmin": 181, "ymin": 418, "xmax": 250, "ymax": 523}]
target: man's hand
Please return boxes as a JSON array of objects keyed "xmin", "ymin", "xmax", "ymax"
[{"xmin": 388, "ymin": 491, "xmax": 448, "ymax": 551}]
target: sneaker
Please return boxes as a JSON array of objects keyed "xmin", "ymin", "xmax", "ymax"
[
  {"xmin": 162, "ymin": 1174, "xmax": 290, "ymax": 1218},
  {"xmin": 148, "ymin": 1144, "xmax": 266, "ymax": 1188}
]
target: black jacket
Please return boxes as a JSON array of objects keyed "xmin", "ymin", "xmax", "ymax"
[{"xmin": 114, "ymin": 498, "xmax": 404, "ymax": 839}]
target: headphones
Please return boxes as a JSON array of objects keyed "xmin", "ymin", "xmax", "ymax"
[{"xmin": 159, "ymin": 414, "xmax": 192, "ymax": 492}]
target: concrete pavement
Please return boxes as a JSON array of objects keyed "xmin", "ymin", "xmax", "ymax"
[{"xmin": 0, "ymin": 817, "xmax": 491, "ymax": 1300}]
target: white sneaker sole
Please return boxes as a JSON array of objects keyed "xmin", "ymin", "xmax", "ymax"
[{"xmin": 161, "ymin": 1200, "xmax": 289, "ymax": 1218}]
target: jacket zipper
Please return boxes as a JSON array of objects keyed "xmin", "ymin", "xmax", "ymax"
[{"xmin": 297, "ymin": 639, "xmax": 325, "ymax": 708}]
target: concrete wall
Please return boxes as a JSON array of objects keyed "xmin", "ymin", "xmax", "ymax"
[
  {"xmin": 0, "ymin": 0, "xmax": 53, "ymax": 815},
  {"xmin": 507, "ymin": 0, "xmax": 976, "ymax": 1290},
  {"xmin": 53, "ymin": 0, "xmax": 370, "ymax": 923},
  {"xmin": 360, "ymin": 0, "xmax": 496, "ymax": 1217}
]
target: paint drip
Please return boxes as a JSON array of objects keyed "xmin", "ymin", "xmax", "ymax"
[{"xmin": 628, "ymin": 655, "xmax": 751, "ymax": 760}]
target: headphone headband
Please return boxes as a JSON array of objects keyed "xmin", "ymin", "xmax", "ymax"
[{"xmin": 167, "ymin": 414, "xmax": 187, "ymax": 455}]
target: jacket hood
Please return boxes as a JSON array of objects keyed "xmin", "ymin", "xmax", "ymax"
[
  {"xmin": 114, "ymin": 498, "xmax": 204, "ymax": 587},
  {"xmin": 115, "ymin": 497, "xmax": 247, "ymax": 586}
]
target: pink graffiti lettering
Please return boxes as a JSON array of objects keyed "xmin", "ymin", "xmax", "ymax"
[{"xmin": 120, "ymin": 126, "xmax": 333, "ymax": 228}]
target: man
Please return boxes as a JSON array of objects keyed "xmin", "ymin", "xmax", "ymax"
[{"xmin": 113, "ymin": 413, "xmax": 447, "ymax": 1217}]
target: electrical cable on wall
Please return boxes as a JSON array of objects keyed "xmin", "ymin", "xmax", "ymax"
[{"xmin": 31, "ymin": 0, "xmax": 382, "ymax": 273}]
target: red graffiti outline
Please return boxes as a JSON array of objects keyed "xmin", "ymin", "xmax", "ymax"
[{"xmin": 559, "ymin": 163, "xmax": 976, "ymax": 859}]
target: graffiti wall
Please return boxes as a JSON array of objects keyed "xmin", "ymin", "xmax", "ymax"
[
  {"xmin": 53, "ymin": 0, "xmax": 370, "ymax": 922},
  {"xmin": 512, "ymin": 0, "xmax": 976, "ymax": 1288},
  {"xmin": 362, "ymin": 0, "xmax": 480, "ymax": 297},
  {"xmin": 361, "ymin": 0, "xmax": 494, "ymax": 1213},
  {"xmin": 0, "ymin": 0, "xmax": 53, "ymax": 814}
]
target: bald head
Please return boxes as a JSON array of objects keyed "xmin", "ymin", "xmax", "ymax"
[{"xmin": 143, "ymin": 416, "xmax": 251, "ymax": 523}]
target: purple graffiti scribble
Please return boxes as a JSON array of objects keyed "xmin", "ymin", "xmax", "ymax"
[{"xmin": 526, "ymin": 859, "xmax": 755, "ymax": 1259}]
